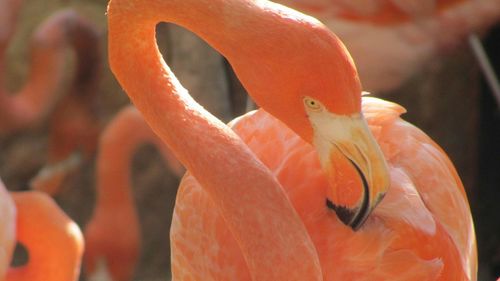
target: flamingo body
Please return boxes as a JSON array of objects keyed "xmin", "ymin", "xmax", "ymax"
[
  {"xmin": 171, "ymin": 97, "xmax": 475, "ymax": 280},
  {"xmin": 0, "ymin": 1, "xmax": 102, "ymax": 196}
]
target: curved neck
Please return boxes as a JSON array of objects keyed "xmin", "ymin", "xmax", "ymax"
[
  {"xmin": 0, "ymin": 9, "xmax": 99, "ymax": 132},
  {"xmin": 95, "ymin": 106, "xmax": 164, "ymax": 211},
  {"xmin": 0, "ymin": 9, "xmax": 65, "ymax": 131},
  {"xmin": 6, "ymin": 191, "xmax": 83, "ymax": 281},
  {"xmin": 107, "ymin": 0, "xmax": 322, "ymax": 279},
  {"xmin": 86, "ymin": 106, "xmax": 181, "ymax": 281},
  {"xmin": 45, "ymin": 9, "xmax": 102, "ymax": 162}
]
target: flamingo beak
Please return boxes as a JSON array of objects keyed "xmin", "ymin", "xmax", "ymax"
[{"xmin": 308, "ymin": 110, "xmax": 390, "ymax": 230}]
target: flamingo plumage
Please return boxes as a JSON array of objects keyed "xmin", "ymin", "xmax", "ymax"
[{"xmin": 107, "ymin": 0, "xmax": 476, "ymax": 280}]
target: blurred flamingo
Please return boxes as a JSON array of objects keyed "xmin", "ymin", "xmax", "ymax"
[
  {"xmin": 274, "ymin": 0, "xmax": 500, "ymax": 92},
  {"xmin": 84, "ymin": 106, "xmax": 183, "ymax": 281},
  {"xmin": 29, "ymin": 8, "xmax": 102, "ymax": 196},
  {"xmin": 1, "ymin": 0, "xmax": 103, "ymax": 196},
  {"xmin": 5, "ymin": 191, "xmax": 84, "ymax": 281},
  {"xmin": 38, "ymin": 10, "xmax": 102, "ymax": 191},
  {"xmin": 0, "ymin": 0, "xmax": 99, "ymax": 133},
  {"xmin": 0, "ymin": 179, "xmax": 84, "ymax": 280},
  {"xmin": 108, "ymin": 0, "xmax": 476, "ymax": 280},
  {"xmin": 0, "ymin": 0, "xmax": 103, "ymax": 197}
]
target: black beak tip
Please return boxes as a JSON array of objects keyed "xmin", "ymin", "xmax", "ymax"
[{"xmin": 326, "ymin": 199, "xmax": 364, "ymax": 231}]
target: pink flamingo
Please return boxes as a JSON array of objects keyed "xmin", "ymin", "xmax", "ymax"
[{"xmin": 108, "ymin": 0, "xmax": 476, "ymax": 280}]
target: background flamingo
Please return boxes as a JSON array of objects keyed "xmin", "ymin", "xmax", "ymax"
[
  {"xmin": 5, "ymin": 191, "xmax": 84, "ymax": 281},
  {"xmin": 0, "ymin": 178, "xmax": 84, "ymax": 280},
  {"xmin": 0, "ymin": 0, "xmax": 103, "ymax": 195},
  {"xmin": 274, "ymin": 0, "xmax": 500, "ymax": 92},
  {"xmin": 29, "ymin": 9, "xmax": 102, "ymax": 196},
  {"xmin": 0, "ymin": 0, "xmax": 99, "ymax": 134},
  {"xmin": 108, "ymin": 0, "xmax": 475, "ymax": 279},
  {"xmin": 0, "ymin": 0, "xmax": 103, "ymax": 200},
  {"xmin": 84, "ymin": 105, "xmax": 183, "ymax": 281}
]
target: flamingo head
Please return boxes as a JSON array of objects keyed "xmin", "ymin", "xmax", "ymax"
[
  {"xmin": 224, "ymin": 2, "xmax": 390, "ymax": 230},
  {"xmin": 108, "ymin": 0, "xmax": 390, "ymax": 230}
]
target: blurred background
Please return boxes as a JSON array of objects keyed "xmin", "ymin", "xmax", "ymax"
[{"xmin": 0, "ymin": 0, "xmax": 499, "ymax": 280}]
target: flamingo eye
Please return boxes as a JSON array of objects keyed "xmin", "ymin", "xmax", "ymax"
[{"xmin": 304, "ymin": 97, "xmax": 323, "ymax": 112}]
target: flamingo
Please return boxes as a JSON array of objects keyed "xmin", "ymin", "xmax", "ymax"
[
  {"xmin": 0, "ymin": 3, "xmax": 104, "ymax": 195},
  {"xmin": 107, "ymin": 0, "xmax": 476, "ymax": 280},
  {"xmin": 29, "ymin": 9, "xmax": 102, "ymax": 196},
  {"xmin": 0, "ymin": 179, "xmax": 84, "ymax": 280},
  {"xmin": 41, "ymin": 8, "xmax": 102, "ymax": 177},
  {"xmin": 0, "ymin": 0, "xmax": 100, "ymax": 134},
  {"xmin": 84, "ymin": 106, "xmax": 183, "ymax": 281},
  {"xmin": 5, "ymin": 191, "xmax": 84, "ymax": 281},
  {"xmin": 274, "ymin": 0, "xmax": 493, "ymax": 25}
]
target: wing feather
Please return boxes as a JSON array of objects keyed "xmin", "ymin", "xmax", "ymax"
[{"xmin": 363, "ymin": 96, "xmax": 477, "ymax": 280}]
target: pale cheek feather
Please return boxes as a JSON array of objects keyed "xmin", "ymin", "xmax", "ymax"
[{"xmin": 306, "ymin": 109, "xmax": 362, "ymax": 166}]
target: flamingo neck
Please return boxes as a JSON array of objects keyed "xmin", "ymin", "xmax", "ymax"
[
  {"xmin": 107, "ymin": 0, "xmax": 323, "ymax": 279},
  {"xmin": 86, "ymin": 107, "xmax": 182, "ymax": 281},
  {"xmin": 85, "ymin": 107, "xmax": 153, "ymax": 280},
  {"xmin": 6, "ymin": 192, "xmax": 83, "ymax": 281},
  {"xmin": 0, "ymin": 17, "xmax": 66, "ymax": 131},
  {"xmin": 95, "ymin": 106, "xmax": 182, "ymax": 215},
  {"xmin": 96, "ymin": 106, "xmax": 181, "ymax": 209},
  {"xmin": 0, "ymin": 9, "xmax": 98, "ymax": 133}
]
